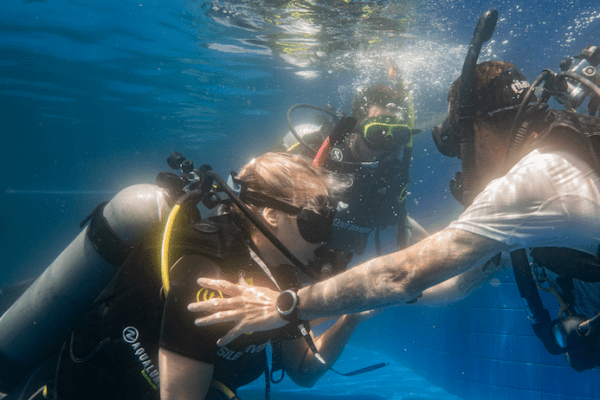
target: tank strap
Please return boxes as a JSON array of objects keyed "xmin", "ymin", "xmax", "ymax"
[
  {"xmin": 80, "ymin": 202, "xmax": 135, "ymax": 267},
  {"xmin": 510, "ymin": 249, "xmax": 564, "ymax": 355}
]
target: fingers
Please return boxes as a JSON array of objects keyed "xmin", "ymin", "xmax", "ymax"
[
  {"xmin": 193, "ymin": 309, "xmax": 240, "ymax": 326},
  {"xmin": 216, "ymin": 328, "xmax": 244, "ymax": 346},
  {"xmin": 193, "ymin": 311, "xmax": 245, "ymax": 346},
  {"xmin": 188, "ymin": 297, "xmax": 236, "ymax": 312},
  {"xmin": 197, "ymin": 278, "xmax": 242, "ymax": 295}
]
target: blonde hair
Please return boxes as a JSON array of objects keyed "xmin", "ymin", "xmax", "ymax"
[{"xmin": 228, "ymin": 152, "xmax": 348, "ymax": 236}]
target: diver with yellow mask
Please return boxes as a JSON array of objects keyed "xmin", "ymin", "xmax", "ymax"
[{"xmin": 274, "ymin": 63, "xmax": 427, "ymax": 257}]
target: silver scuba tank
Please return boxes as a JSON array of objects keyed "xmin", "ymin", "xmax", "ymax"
[{"xmin": 0, "ymin": 184, "xmax": 172, "ymax": 393}]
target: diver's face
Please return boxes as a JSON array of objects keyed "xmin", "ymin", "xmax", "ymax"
[
  {"xmin": 367, "ymin": 104, "xmax": 387, "ymax": 118},
  {"xmin": 348, "ymin": 131, "xmax": 382, "ymax": 161}
]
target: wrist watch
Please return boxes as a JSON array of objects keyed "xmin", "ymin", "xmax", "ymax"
[{"xmin": 276, "ymin": 290, "xmax": 299, "ymax": 321}]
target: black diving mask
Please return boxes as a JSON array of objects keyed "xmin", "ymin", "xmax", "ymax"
[
  {"xmin": 432, "ymin": 112, "xmax": 461, "ymax": 158},
  {"xmin": 240, "ymin": 189, "xmax": 336, "ymax": 244},
  {"xmin": 432, "ymin": 68, "xmax": 533, "ymax": 159}
]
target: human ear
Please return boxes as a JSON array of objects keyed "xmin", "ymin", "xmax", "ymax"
[{"xmin": 262, "ymin": 208, "xmax": 280, "ymax": 229}]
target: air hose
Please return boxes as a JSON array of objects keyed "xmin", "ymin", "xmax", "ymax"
[
  {"xmin": 286, "ymin": 104, "xmax": 338, "ymax": 155},
  {"xmin": 160, "ymin": 203, "xmax": 181, "ymax": 294},
  {"xmin": 456, "ymin": 9, "xmax": 498, "ymax": 206},
  {"xmin": 161, "ymin": 189, "xmax": 204, "ymax": 295}
]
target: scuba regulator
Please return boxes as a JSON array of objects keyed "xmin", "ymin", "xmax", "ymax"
[
  {"xmin": 544, "ymin": 45, "xmax": 600, "ymax": 111},
  {"xmin": 505, "ymin": 45, "xmax": 600, "ymax": 167},
  {"xmin": 511, "ymin": 248, "xmax": 600, "ymax": 372}
]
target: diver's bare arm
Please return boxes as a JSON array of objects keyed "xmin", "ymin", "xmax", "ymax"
[
  {"xmin": 190, "ymin": 229, "xmax": 506, "ymax": 345},
  {"xmin": 417, "ymin": 254, "xmax": 509, "ymax": 305},
  {"xmin": 296, "ymin": 228, "xmax": 506, "ymax": 320}
]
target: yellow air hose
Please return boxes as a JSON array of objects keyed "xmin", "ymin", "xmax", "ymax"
[{"xmin": 160, "ymin": 203, "xmax": 182, "ymax": 295}]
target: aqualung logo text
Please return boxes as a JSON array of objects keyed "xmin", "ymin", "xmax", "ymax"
[
  {"xmin": 122, "ymin": 326, "xmax": 160, "ymax": 389},
  {"xmin": 511, "ymin": 79, "xmax": 530, "ymax": 94}
]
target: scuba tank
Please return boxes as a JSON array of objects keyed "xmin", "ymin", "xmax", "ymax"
[{"xmin": 0, "ymin": 184, "xmax": 172, "ymax": 393}]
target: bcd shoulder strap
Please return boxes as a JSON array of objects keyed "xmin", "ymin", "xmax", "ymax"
[{"xmin": 170, "ymin": 214, "xmax": 248, "ymax": 261}]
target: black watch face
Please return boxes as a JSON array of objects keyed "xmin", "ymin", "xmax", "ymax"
[
  {"xmin": 277, "ymin": 290, "xmax": 298, "ymax": 319},
  {"xmin": 277, "ymin": 291, "xmax": 294, "ymax": 314}
]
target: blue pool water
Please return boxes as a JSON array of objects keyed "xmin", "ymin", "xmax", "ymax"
[{"xmin": 2, "ymin": 0, "xmax": 600, "ymax": 399}]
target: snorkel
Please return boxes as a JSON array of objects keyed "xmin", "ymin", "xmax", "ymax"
[{"xmin": 455, "ymin": 9, "xmax": 498, "ymax": 207}]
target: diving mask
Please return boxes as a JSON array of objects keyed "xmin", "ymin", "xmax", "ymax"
[
  {"xmin": 360, "ymin": 115, "xmax": 412, "ymax": 150},
  {"xmin": 241, "ymin": 189, "xmax": 336, "ymax": 244}
]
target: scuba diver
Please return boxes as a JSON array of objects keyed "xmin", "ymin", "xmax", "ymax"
[
  {"xmin": 188, "ymin": 10, "xmax": 600, "ymax": 374},
  {"xmin": 0, "ymin": 152, "xmax": 382, "ymax": 399},
  {"xmin": 273, "ymin": 62, "xmax": 427, "ymax": 257}
]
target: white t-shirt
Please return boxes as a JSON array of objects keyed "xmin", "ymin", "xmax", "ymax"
[
  {"xmin": 449, "ymin": 147, "xmax": 600, "ymax": 316},
  {"xmin": 450, "ymin": 148, "xmax": 600, "ymax": 254}
]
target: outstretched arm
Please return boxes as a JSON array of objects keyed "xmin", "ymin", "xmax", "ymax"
[
  {"xmin": 295, "ymin": 228, "xmax": 505, "ymax": 318},
  {"xmin": 416, "ymin": 254, "xmax": 508, "ymax": 305},
  {"xmin": 189, "ymin": 228, "xmax": 507, "ymax": 345}
]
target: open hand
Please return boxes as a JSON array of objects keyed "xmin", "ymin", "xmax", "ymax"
[{"xmin": 188, "ymin": 277, "xmax": 288, "ymax": 346}]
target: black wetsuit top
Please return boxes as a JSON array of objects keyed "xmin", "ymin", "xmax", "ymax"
[
  {"xmin": 51, "ymin": 214, "xmax": 303, "ymax": 400},
  {"xmin": 325, "ymin": 141, "xmax": 409, "ymax": 255}
]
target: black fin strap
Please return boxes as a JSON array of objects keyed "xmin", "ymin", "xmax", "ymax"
[{"xmin": 82, "ymin": 202, "xmax": 134, "ymax": 267}]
